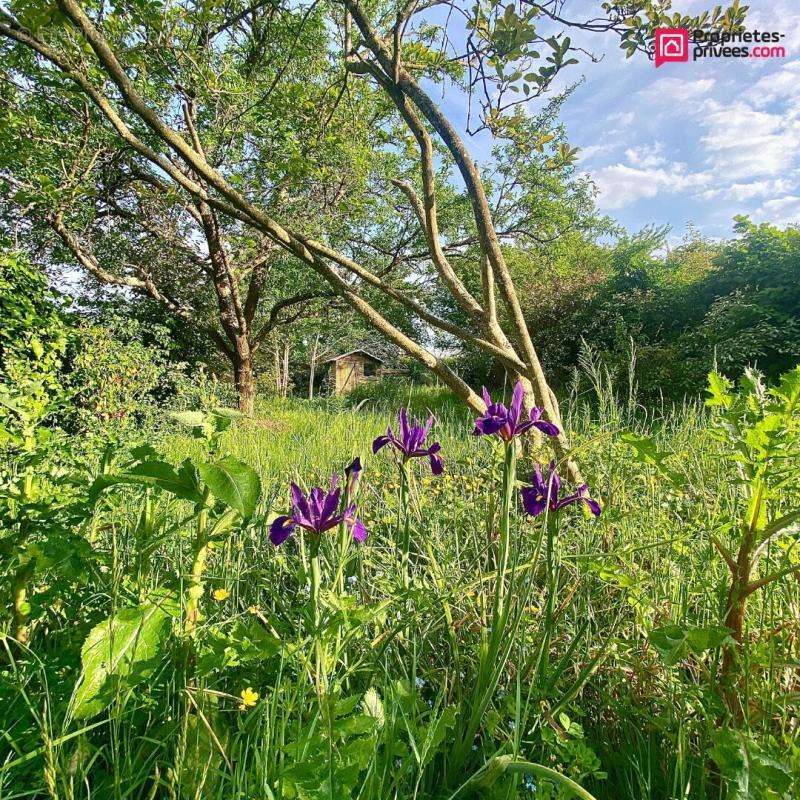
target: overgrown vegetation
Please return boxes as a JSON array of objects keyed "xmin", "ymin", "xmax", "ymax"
[
  {"xmin": 2, "ymin": 318, "xmax": 799, "ymax": 797},
  {"xmin": 2, "ymin": 1, "xmax": 797, "ymax": 797}
]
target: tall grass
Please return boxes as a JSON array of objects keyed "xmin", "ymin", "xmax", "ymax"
[{"xmin": 2, "ymin": 375, "xmax": 798, "ymax": 799}]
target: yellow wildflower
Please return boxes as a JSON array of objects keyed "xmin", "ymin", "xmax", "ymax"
[
  {"xmin": 213, "ymin": 588, "xmax": 230, "ymax": 602},
  {"xmin": 239, "ymin": 687, "xmax": 259, "ymax": 710}
]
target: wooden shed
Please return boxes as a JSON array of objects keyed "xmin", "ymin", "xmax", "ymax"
[{"xmin": 325, "ymin": 350, "xmax": 384, "ymax": 395}]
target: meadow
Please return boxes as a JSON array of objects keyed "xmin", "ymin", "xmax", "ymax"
[
  {"xmin": 2, "ymin": 366, "xmax": 799, "ymax": 800},
  {"xmin": 1, "ymin": 1, "xmax": 796, "ymax": 795}
]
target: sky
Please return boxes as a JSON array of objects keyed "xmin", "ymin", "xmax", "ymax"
[
  {"xmin": 430, "ymin": 0, "xmax": 800, "ymax": 245},
  {"xmin": 557, "ymin": 0, "xmax": 800, "ymax": 243}
]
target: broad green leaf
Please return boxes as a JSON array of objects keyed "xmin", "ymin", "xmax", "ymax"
[
  {"xmin": 89, "ymin": 460, "xmax": 201, "ymax": 502},
  {"xmin": 706, "ymin": 371, "xmax": 734, "ymax": 409},
  {"xmin": 170, "ymin": 410, "xmax": 215, "ymax": 440},
  {"xmin": 621, "ymin": 433, "xmax": 670, "ymax": 467},
  {"xmin": 73, "ymin": 597, "xmax": 177, "ymax": 719},
  {"xmin": 170, "ymin": 410, "xmax": 207, "ymax": 428},
  {"xmin": 772, "ymin": 365, "xmax": 800, "ymax": 410},
  {"xmin": 198, "ymin": 457, "xmax": 261, "ymax": 519},
  {"xmin": 710, "ymin": 728, "xmax": 792, "ymax": 799},
  {"xmin": 649, "ymin": 624, "xmax": 733, "ymax": 666},
  {"xmin": 621, "ymin": 433, "xmax": 685, "ymax": 488}
]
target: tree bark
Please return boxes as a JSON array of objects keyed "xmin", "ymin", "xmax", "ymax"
[
  {"xmin": 281, "ymin": 339, "xmax": 290, "ymax": 398},
  {"xmin": 308, "ymin": 333, "xmax": 320, "ymax": 400},
  {"xmin": 232, "ymin": 337, "xmax": 256, "ymax": 415}
]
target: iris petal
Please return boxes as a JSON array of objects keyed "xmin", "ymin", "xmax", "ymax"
[
  {"xmin": 509, "ymin": 379, "xmax": 524, "ymax": 428},
  {"xmin": 533, "ymin": 419, "xmax": 560, "ymax": 437},
  {"xmin": 320, "ymin": 487, "xmax": 341, "ymax": 525},
  {"xmin": 521, "ymin": 487, "xmax": 547, "ymax": 517},
  {"xmin": 372, "ymin": 435, "xmax": 391, "ymax": 454},
  {"xmin": 350, "ymin": 517, "xmax": 368, "ymax": 543},
  {"xmin": 269, "ymin": 515, "xmax": 295, "ymax": 545}
]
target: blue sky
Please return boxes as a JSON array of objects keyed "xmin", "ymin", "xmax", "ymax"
[
  {"xmin": 430, "ymin": 0, "xmax": 800, "ymax": 244},
  {"xmin": 556, "ymin": 0, "xmax": 800, "ymax": 242}
]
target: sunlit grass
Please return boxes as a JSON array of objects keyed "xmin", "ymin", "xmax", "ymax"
[{"xmin": 3, "ymin": 378, "xmax": 798, "ymax": 799}]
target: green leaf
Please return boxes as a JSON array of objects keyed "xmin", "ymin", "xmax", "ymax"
[
  {"xmin": 649, "ymin": 624, "xmax": 732, "ymax": 666},
  {"xmin": 419, "ymin": 705, "xmax": 458, "ymax": 768},
  {"xmin": 772, "ymin": 365, "xmax": 800, "ymax": 411},
  {"xmin": 621, "ymin": 433, "xmax": 670, "ymax": 467},
  {"xmin": 89, "ymin": 460, "xmax": 201, "ymax": 502},
  {"xmin": 706, "ymin": 371, "xmax": 734, "ymax": 409},
  {"xmin": 198, "ymin": 456, "xmax": 261, "ymax": 519},
  {"xmin": 170, "ymin": 410, "xmax": 208, "ymax": 428},
  {"xmin": 621, "ymin": 433, "xmax": 685, "ymax": 488},
  {"xmin": 73, "ymin": 597, "xmax": 177, "ymax": 719},
  {"xmin": 710, "ymin": 728, "xmax": 792, "ymax": 799}
]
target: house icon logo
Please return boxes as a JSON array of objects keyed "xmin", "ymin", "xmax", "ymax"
[{"xmin": 655, "ymin": 28, "xmax": 689, "ymax": 67}]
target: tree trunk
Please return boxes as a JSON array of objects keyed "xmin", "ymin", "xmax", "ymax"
[
  {"xmin": 274, "ymin": 343, "xmax": 282, "ymax": 395},
  {"xmin": 281, "ymin": 339, "xmax": 290, "ymax": 398},
  {"xmin": 232, "ymin": 338, "xmax": 255, "ymax": 415},
  {"xmin": 308, "ymin": 333, "xmax": 320, "ymax": 400}
]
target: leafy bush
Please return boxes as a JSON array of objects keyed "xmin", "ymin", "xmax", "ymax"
[{"xmin": 458, "ymin": 221, "xmax": 800, "ymax": 399}]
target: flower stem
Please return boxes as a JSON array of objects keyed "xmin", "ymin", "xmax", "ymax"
[
  {"xmin": 491, "ymin": 441, "xmax": 516, "ymax": 648},
  {"xmin": 453, "ymin": 440, "xmax": 517, "ymax": 775},
  {"xmin": 184, "ymin": 487, "xmax": 211, "ymax": 635},
  {"xmin": 309, "ymin": 538, "xmax": 327, "ymax": 696},
  {"xmin": 399, "ymin": 460, "xmax": 412, "ymax": 591},
  {"xmin": 539, "ymin": 511, "xmax": 559, "ymax": 675}
]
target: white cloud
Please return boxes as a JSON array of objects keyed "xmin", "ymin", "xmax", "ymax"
[
  {"xmin": 752, "ymin": 195, "xmax": 800, "ymax": 227},
  {"xmin": 625, "ymin": 142, "xmax": 667, "ymax": 169},
  {"xmin": 608, "ymin": 111, "xmax": 635, "ymax": 126},
  {"xmin": 746, "ymin": 1, "xmax": 800, "ymax": 53},
  {"xmin": 640, "ymin": 77, "xmax": 716, "ymax": 102},
  {"xmin": 565, "ymin": 0, "xmax": 800, "ymax": 229},
  {"xmin": 743, "ymin": 60, "xmax": 800, "ymax": 107},
  {"xmin": 700, "ymin": 100, "xmax": 800, "ymax": 179},
  {"xmin": 592, "ymin": 161, "xmax": 711, "ymax": 210},
  {"xmin": 700, "ymin": 177, "xmax": 795, "ymax": 202},
  {"xmin": 576, "ymin": 143, "xmax": 617, "ymax": 163}
]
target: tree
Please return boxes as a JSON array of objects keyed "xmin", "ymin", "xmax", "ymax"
[
  {"xmin": 0, "ymin": 11, "xmax": 367, "ymax": 412},
  {"xmin": 0, "ymin": 0, "xmax": 745, "ymax": 476}
]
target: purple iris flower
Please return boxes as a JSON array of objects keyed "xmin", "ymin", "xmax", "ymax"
[
  {"xmin": 520, "ymin": 462, "xmax": 601, "ymax": 518},
  {"xmin": 472, "ymin": 380, "xmax": 559, "ymax": 442},
  {"xmin": 270, "ymin": 475, "xmax": 367, "ymax": 546},
  {"xmin": 344, "ymin": 456, "xmax": 362, "ymax": 495},
  {"xmin": 372, "ymin": 408, "xmax": 443, "ymax": 475}
]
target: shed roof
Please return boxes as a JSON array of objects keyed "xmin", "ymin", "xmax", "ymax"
[{"xmin": 323, "ymin": 349, "xmax": 385, "ymax": 364}]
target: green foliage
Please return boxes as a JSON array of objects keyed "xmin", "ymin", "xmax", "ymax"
[
  {"xmin": 648, "ymin": 624, "xmax": 733, "ymax": 666},
  {"xmin": 496, "ymin": 222, "xmax": 800, "ymax": 399},
  {"xmin": 710, "ymin": 729, "xmax": 792, "ymax": 800},
  {"xmin": 1, "ymin": 372, "xmax": 796, "ymax": 797},
  {"xmin": 65, "ymin": 317, "xmax": 202, "ymax": 434},
  {"xmin": 198, "ymin": 457, "xmax": 261, "ymax": 521},
  {"xmin": 72, "ymin": 596, "xmax": 178, "ymax": 719},
  {"xmin": 0, "ymin": 245, "xmax": 68, "ymax": 372}
]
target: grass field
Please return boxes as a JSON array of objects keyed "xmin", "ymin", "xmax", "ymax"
[{"xmin": 2, "ymin": 374, "xmax": 798, "ymax": 799}]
